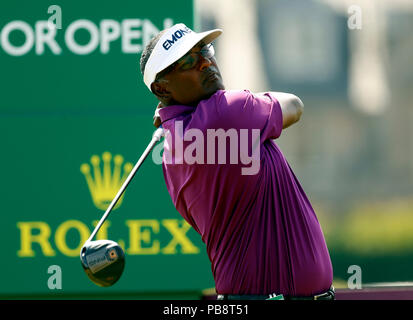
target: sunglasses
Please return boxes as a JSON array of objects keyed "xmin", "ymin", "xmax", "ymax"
[{"xmin": 156, "ymin": 43, "xmax": 215, "ymax": 80}]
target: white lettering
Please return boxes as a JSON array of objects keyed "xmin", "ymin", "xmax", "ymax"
[
  {"xmin": 121, "ymin": 19, "xmax": 142, "ymax": 53},
  {"xmin": 65, "ymin": 20, "xmax": 100, "ymax": 55},
  {"xmin": 1, "ymin": 21, "xmax": 34, "ymax": 56},
  {"xmin": 347, "ymin": 265, "xmax": 362, "ymax": 289},
  {"xmin": 157, "ymin": 122, "xmax": 261, "ymax": 175},
  {"xmin": 35, "ymin": 21, "xmax": 61, "ymax": 55},
  {"xmin": 184, "ymin": 128, "xmax": 205, "ymax": 165},
  {"xmin": 47, "ymin": 5, "xmax": 62, "ymax": 30},
  {"xmin": 47, "ymin": 265, "xmax": 62, "ymax": 290},
  {"xmin": 174, "ymin": 121, "xmax": 184, "ymax": 164},
  {"xmin": 207, "ymin": 128, "xmax": 238, "ymax": 165},
  {"xmin": 240, "ymin": 129, "xmax": 261, "ymax": 176},
  {"xmin": 0, "ymin": 18, "xmax": 173, "ymax": 56},
  {"xmin": 348, "ymin": 5, "xmax": 362, "ymax": 30},
  {"xmin": 100, "ymin": 19, "xmax": 121, "ymax": 54}
]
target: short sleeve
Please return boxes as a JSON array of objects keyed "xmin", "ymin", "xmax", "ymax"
[{"xmin": 213, "ymin": 90, "xmax": 283, "ymax": 141}]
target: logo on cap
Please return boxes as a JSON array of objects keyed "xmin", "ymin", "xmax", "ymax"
[{"xmin": 162, "ymin": 27, "xmax": 192, "ymax": 51}]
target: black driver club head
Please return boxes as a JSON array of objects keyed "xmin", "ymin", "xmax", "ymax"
[{"xmin": 80, "ymin": 240, "xmax": 125, "ymax": 287}]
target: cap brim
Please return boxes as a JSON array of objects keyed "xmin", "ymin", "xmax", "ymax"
[
  {"xmin": 157, "ymin": 28, "xmax": 223, "ymax": 74},
  {"xmin": 198, "ymin": 29, "xmax": 223, "ymax": 45}
]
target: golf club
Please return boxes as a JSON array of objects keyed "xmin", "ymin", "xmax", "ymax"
[{"xmin": 80, "ymin": 127, "xmax": 165, "ymax": 287}]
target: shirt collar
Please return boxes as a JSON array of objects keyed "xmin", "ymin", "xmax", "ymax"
[{"xmin": 158, "ymin": 105, "xmax": 196, "ymax": 124}]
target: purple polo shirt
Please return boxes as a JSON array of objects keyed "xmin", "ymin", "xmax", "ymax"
[{"xmin": 158, "ymin": 90, "xmax": 333, "ymax": 296}]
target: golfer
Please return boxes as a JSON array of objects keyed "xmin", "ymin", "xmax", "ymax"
[{"xmin": 140, "ymin": 23, "xmax": 334, "ymax": 300}]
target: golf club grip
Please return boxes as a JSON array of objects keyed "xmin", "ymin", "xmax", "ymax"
[{"xmin": 86, "ymin": 127, "xmax": 164, "ymax": 243}]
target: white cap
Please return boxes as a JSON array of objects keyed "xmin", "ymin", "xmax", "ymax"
[{"xmin": 143, "ymin": 23, "xmax": 223, "ymax": 91}]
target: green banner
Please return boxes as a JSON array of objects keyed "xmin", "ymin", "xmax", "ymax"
[{"xmin": 0, "ymin": 0, "xmax": 214, "ymax": 298}]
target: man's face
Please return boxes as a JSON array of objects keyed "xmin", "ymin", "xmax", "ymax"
[{"xmin": 154, "ymin": 42, "xmax": 225, "ymax": 106}]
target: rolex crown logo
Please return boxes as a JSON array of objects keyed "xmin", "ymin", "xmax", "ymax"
[{"xmin": 80, "ymin": 152, "xmax": 133, "ymax": 211}]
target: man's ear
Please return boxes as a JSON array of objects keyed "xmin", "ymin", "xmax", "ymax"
[{"xmin": 151, "ymin": 80, "xmax": 171, "ymax": 101}]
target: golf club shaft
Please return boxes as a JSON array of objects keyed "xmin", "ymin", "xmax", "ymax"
[{"xmin": 86, "ymin": 127, "xmax": 165, "ymax": 243}]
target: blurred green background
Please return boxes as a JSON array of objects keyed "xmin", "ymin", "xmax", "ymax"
[{"xmin": 1, "ymin": 0, "xmax": 413, "ymax": 299}]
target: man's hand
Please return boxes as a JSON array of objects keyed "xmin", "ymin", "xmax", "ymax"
[{"xmin": 153, "ymin": 103, "xmax": 163, "ymax": 128}]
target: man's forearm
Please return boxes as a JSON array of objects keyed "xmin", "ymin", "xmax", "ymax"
[{"xmin": 258, "ymin": 92, "xmax": 304, "ymax": 129}]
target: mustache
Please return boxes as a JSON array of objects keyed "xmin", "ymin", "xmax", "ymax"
[{"xmin": 202, "ymin": 67, "xmax": 219, "ymax": 77}]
